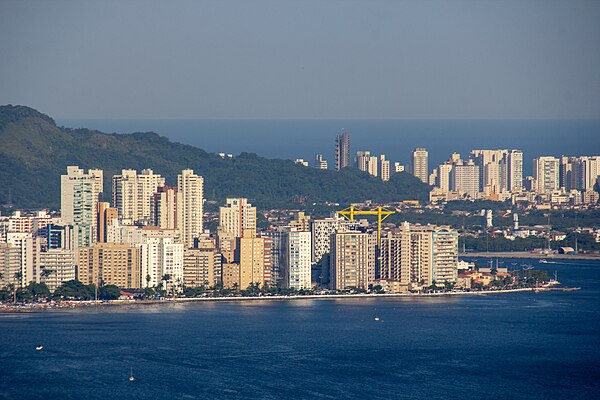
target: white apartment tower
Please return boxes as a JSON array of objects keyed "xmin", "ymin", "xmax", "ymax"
[
  {"xmin": 61, "ymin": 166, "xmax": 103, "ymax": 247},
  {"xmin": 280, "ymin": 230, "xmax": 312, "ymax": 290},
  {"xmin": 112, "ymin": 169, "xmax": 165, "ymax": 224},
  {"xmin": 412, "ymin": 148, "xmax": 429, "ymax": 184},
  {"xmin": 178, "ymin": 169, "xmax": 204, "ymax": 248},
  {"xmin": 379, "ymin": 155, "xmax": 390, "ymax": 182},
  {"xmin": 533, "ymin": 157, "xmax": 560, "ymax": 193}
]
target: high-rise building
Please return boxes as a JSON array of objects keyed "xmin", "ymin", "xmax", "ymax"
[
  {"xmin": 7, "ymin": 232, "xmax": 41, "ymax": 287},
  {"xmin": 238, "ymin": 229, "xmax": 270, "ymax": 290},
  {"xmin": 380, "ymin": 222, "xmax": 458, "ymax": 288},
  {"xmin": 77, "ymin": 243, "xmax": 141, "ymax": 289},
  {"xmin": 97, "ymin": 202, "xmax": 118, "ymax": 243},
  {"xmin": 508, "ymin": 150, "xmax": 523, "ymax": 191},
  {"xmin": 533, "ymin": 156, "xmax": 560, "ymax": 193},
  {"xmin": 139, "ymin": 237, "xmax": 184, "ymax": 288},
  {"xmin": 178, "ymin": 169, "xmax": 204, "ymax": 248},
  {"xmin": 329, "ymin": 231, "xmax": 376, "ymax": 290},
  {"xmin": 379, "ymin": 155, "xmax": 390, "ymax": 182},
  {"xmin": 412, "ymin": 148, "xmax": 429, "ymax": 184},
  {"xmin": 310, "ymin": 215, "xmax": 356, "ymax": 264},
  {"xmin": 436, "ymin": 164, "xmax": 453, "ymax": 193},
  {"xmin": 314, "ymin": 154, "xmax": 328, "ymax": 170},
  {"xmin": 151, "ymin": 186, "xmax": 181, "ymax": 230},
  {"xmin": 218, "ymin": 198, "xmax": 257, "ymax": 240},
  {"xmin": 61, "ymin": 166, "xmax": 103, "ymax": 247},
  {"xmin": 280, "ymin": 229, "xmax": 312, "ymax": 290},
  {"xmin": 451, "ymin": 161, "xmax": 480, "ymax": 197},
  {"xmin": 335, "ymin": 132, "xmax": 350, "ymax": 171},
  {"xmin": 112, "ymin": 169, "xmax": 165, "ymax": 224}
]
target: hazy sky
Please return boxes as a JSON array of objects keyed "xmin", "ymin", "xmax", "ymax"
[{"xmin": 1, "ymin": 0, "xmax": 599, "ymax": 119}]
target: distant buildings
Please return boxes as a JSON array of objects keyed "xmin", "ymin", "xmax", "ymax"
[
  {"xmin": 335, "ymin": 132, "xmax": 350, "ymax": 171},
  {"xmin": 314, "ymin": 154, "xmax": 328, "ymax": 170},
  {"xmin": 412, "ymin": 148, "xmax": 429, "ymax": 184}
]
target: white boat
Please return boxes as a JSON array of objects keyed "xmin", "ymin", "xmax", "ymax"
[
  {"xmin": 539, "ymin": 259, "xmax": 548, "ymax": 264},
  {"xmin": 129, "ymin": 368, "xmax": 135, "ymax": 381},
  {"xmin": 374, "ymin": 316, "xmax": 381, "ymax": 321},
  {"xmin": 35, "ymin": 345, "xmax": 44, "ymax": 351}
]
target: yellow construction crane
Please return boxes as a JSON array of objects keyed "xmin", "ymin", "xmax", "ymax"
[{"xmin": 337, "ymin": 206, "xmax": 395, "ymax": 247}]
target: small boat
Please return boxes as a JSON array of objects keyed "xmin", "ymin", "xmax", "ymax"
[
  {"xmin": 539, "ymin": 259, "xmax": 548, "ymax": 264},
  {"xmin": 374, "ymin": 316, "xmax": 381, "ymax": 321},
  {"xmin": 35, "ymin": 345, "xmax": 44, "ymax": 351},
  {"xmin": 129, "ymin": 367, "xmax": 135, "ymax": 381}
]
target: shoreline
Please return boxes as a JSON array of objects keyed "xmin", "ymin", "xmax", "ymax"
[
  {"xmin": 0, "ymin": 286, "xmax": 579, "ymax": 313},
  {"xmin": 460, "ymin": 251, "xmax": 600, "ymax": 260}
]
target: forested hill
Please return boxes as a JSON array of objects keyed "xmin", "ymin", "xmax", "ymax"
[{"xmin": 0, "ymin": 105, "xmax": 430, "ymax": 210}]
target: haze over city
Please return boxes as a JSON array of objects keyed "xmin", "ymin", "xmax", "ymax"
[{"xmin": 1, "ymin": 0, "xmax": 599, "ymax": 120}]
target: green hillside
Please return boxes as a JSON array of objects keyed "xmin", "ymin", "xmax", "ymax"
[{"xmin": 0, "ymin": 105, "xmax": 430, "ymax": 210}]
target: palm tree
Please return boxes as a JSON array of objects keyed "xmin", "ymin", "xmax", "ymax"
[
  {"xmin": 145, "ymin": 274, "xmax": 152, "ymax": 288},
  {"xmin": 161, "ymin": 274, "xmax": 172, "ymax": 297}
]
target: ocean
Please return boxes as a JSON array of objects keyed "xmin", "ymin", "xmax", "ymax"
[
  {"xmin": 57, "ymin": 119, "xmax": 600, "ymax": 175},
  {"xmin": 1, "ymin": 258, "xmax": 599, "ymax": 399}
]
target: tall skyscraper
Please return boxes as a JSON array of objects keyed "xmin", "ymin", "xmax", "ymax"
[
  {"xmin": 335, "ymin": 132, "xmax": 350, "ymax": 171},
  {"xmin": 61, "ymin": 166, "xmax": 103, "ymax": 247},
  {"xmin": 177, "ymin": 169, "xmax": 204, "ymax": 248},
  {"xmin": 533, "ymin": 156, "xmax": 560, "ymax": 193},
  {"xmin": 112, "ymin": 169, "xmax": 165, "ymax": 224},
  {"xmin": 412, "ymin": 148, "xmax": 429, "ymax": 184}
]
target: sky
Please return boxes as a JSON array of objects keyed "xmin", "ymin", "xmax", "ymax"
[{"xmin": 1, "ymin": 0, "xmax": 599, "ymax": 120}]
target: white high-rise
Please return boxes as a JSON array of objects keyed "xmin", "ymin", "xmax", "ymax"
[
  {"xmin": 177, "ymin": 169, "xmax": 204, "ymax": 248},
  {"xmin": 412, "ymin": 148, "xmax": 429, "ymax": 184},
  {"xmin": 280, "ymin": 230, "xmax": 312, "ymax": 290},
  {"xmin": 533, "ymin": 157, "xmax": 560, "ymax": 193},
  {"xmin": 113, "ymin": 169, "xmax": 165, "ymax": 224},
  {"xmin": 379, "ymin": 155, "xmax": 390, "ymax": 182},
  {"xmin": 508, "ymin": 150, "xmax": 523, "ymax": 191},
  {"xmin": 61, "ymin": 166, "xmax": 103, "ymax": 247}
]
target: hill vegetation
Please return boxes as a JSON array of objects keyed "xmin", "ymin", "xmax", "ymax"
[{"xmin": 0, "ymin": 105, "xmax": 430, "ymax": 210}]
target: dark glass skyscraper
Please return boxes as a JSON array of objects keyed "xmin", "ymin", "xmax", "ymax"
[{"xmin": 335, "ymin": 132, "xmax": 350, "ymax": 171}]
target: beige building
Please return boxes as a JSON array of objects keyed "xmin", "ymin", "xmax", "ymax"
[
  {"xmin": 380, "ymin": 222, "xmax": 458, "ymax": 288},
  {"xmin": 151, "ymin": 186, "xmax": 181, "ymax": 230},
  {"xmin": 412, "ymin": 148, "xmax": 429, "ymax": 184},
  {"xmin": 238, "ymin": 229, "xmax": 271, "ymax": 290},
  {"xmin": 183, "ymin": 247, "xmax": 222, "ymax": 288},
  {"xmin": 77, "ymin": 243, "xmax": 141, "ymax": 288},
  {"xmin": 218, "ymin": 198, "xmax": 257, "ymax": 239},
  {"xmin": 97, "ymin": 202, "xmax": 118, "ymax": 243},
  {"xmin": 329, "ymin": 231, "xmax": 376, "ymax": 290},
  {"xmin": 379, "ymin": 155, "xmax": 390, "ymax": 182},
  {"xmin": 178, "ymin": 169, "xmax": 204, "ymax": 248}
]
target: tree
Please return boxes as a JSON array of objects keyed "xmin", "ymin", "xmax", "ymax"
[{"xmin": 98, "ymin": 285, "xmax": 121, "ymax": 300}]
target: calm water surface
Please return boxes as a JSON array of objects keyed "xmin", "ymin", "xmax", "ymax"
[{"xmin": 1, "ymin": 258, "xmax": 599, "ymax": 400}]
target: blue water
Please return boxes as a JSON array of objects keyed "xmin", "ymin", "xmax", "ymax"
[
  {"xmin": 1, "ymin": 258, "xmax": 599, "ymax": 399},
  {"xmin": 57, "ymin": 119, "xmax": 600, "ymax": 175}
]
